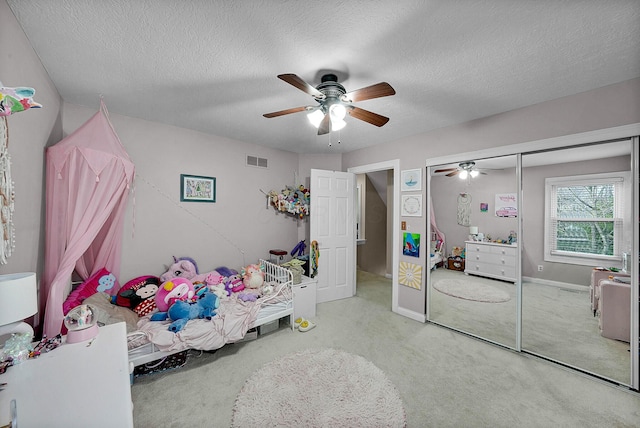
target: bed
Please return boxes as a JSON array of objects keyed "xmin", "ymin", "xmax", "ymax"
[
  {"xmin": 69, "ymin": 259, "xmax": 294, "ymax": 370},
  {"xmin": 430, "ymin": 232, "xmax": 444, "ymax": 270}
]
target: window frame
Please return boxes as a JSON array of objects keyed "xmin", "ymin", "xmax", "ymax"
[{"xmin": 544, "ymin": 171, "xmax": 631, "ymax": 266}]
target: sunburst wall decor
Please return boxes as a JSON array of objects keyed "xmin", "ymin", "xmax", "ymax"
[{"xmin": 398, "ymin": 261, "xmax": 422, "ymax": 290}]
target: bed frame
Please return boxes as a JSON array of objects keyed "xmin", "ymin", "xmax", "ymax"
[{"xmin": 127, "ymin": 259, "xmax": 294, "ymax": 368}]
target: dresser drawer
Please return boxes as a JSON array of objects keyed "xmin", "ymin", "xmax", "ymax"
[
  {"xmin": 466, "ymin": 262, "xmax": 516, "ymax": 281},
  {"xmin": 468, "ymin": 251, "xmax": 514, "ymax": 266},
  {"xmin": 490, "ymin": 245, "xmax": 517, "ymax": 257},
  {"xmin": 467, "ymin": 243, "xmax": 491, "ymax": 254}
]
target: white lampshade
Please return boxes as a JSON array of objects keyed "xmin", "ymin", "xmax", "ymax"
[
  {"xmin": 330, "ymin": 103, "xmax": 346, "ymax": 120},
  {"xmin": 331, "ymin": 118, "xmax": 346, "ymax": 131},
  {"xmin": 469, "ymin": 226, "xmax": 479, "ymax": 235},
  {"xmin": 307, "ymin": 109, "xmax": 325, "ymax": 128},
  {"xmin": 0, "ymin": 272, "xmax": 38, "ymax": 342},
  {"xmin": 459, "ymin": 170, "xmax": 468, "ymax": 180}
]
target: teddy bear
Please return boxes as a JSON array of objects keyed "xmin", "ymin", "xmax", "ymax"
[
  {"xmin": 242, "ymin": 263, "xmax": 265, "ymax": 289},
  {"xmin": 150, "ymin": 291, "xmax": 220, "ymax": 333},
  {"xmin": 155, "ymin": 278, "xmax": 195, "ymax": 312}
]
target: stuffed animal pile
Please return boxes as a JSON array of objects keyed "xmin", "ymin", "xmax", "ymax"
[
  {"xmin": 150, "ymin": 258, "xmax": 273, "ymax": 332},
  {"xmin": 268, "ymin": 185, "xmax": 310, "ymax": 218}
]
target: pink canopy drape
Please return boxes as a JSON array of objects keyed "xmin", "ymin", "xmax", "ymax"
[
  {"xmin": 429, "ymin": 195, "xmax": 445, "ymax": 251},
  {"xmin": 42, "ymin": 101, "xmax": 134, "ymax": 336}
]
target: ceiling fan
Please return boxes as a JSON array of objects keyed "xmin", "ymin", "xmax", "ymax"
[
  {"xmin": 263, "ymin": 73, "xmax": 395, "ymax": 135},
  {"xmin": 433, "ymin": 161, "xmax": 488, "ymax": 178}
]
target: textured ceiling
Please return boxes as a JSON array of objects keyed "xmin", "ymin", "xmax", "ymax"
[{"xmin": 6, "ymin": 0, "xmax": 640, "ymax": 154}]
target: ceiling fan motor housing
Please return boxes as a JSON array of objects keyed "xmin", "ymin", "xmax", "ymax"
[{"xmin": 316, "ymin": 74, "xmax": 347, "ymax": 103}]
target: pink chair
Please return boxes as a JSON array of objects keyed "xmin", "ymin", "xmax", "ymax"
[
  {"xmin": 590, "ymin": 269, "xmax": 630, "ymax": 316},
  {"xmin": 598, "ymin": 279, "xmax": 630, "ymax": 342}
]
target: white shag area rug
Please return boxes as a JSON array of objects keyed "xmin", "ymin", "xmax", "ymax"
[
  {"xmin": 232, "ymin": 348, "xmax": 407, "ymax": 428},
  {"xmin": 433, "ymin": 278, "xmax": 511, "ymax": 303}
]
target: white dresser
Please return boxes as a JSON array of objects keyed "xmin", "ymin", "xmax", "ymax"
[
  {"xmin": 465, "ymin": 241, "xmax": 517, "ymax": 282},
  {"xmin": 0, "ymin": 322, "xmax": 133, "ymax": 427}
]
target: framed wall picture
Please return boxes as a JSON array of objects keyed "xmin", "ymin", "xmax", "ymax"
[
  {"xmin": 180, "ymin": 174, "xmax": 216, "ymax": 203},
  {"xmin": 401, "ymin": 194, "xmax": 422, "ymax": 217},
  {"xmin": 495, "ymin": 193, "xmax": 517, "ymax": 217},
  {"xmin": 402, "ymin": 232, "xmax": 420, "ymax": 258},
  {"xmin": 399, "ymin": 262, "xmax": 422, "ymax": 290},
  {"xmin": 401, "ymin": 168, "xmax": 422, "ymax": 192}
]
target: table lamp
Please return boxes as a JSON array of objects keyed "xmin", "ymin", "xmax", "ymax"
[
  {"xmin": 469, "ymin": 226, "xmax": 479, "ymax": 241},
  {"xmin": 0, "ymin": 272, "xmax": 38, "ymax": 345}
]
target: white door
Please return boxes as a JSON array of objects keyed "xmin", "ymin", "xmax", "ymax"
[{"xmin": 310, "ymin": 169, "xmax": 356, "ymax": 303}]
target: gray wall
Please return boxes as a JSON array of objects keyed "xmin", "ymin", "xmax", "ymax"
[
  {"xmin": 522, "ymin": 155, "xmax": 631, "ymax": 286},
  {"xmin": 357, "ymin": 174, "xmax": 387, "ymax": 276},
  {"xmin": 343, "ymin": 78, "xmax": 640, "ymax": 317},
  {"xmin": 431, "ymin": 155, "xmax": 630, "ymax": 287},
  {"xmin": 61, "ymin": 103, "xmax": 303, "ymax": 282},
  {"xmin": 0, "ymin": 1, "xmax": 62, "ymax": 302},
  {"xmin": 431, "ymin": 164, "xmax": 518, "ymax": 256},
  {"xmin": 3, "ymin": 0, "xmax": 639, "ymax": 321}
]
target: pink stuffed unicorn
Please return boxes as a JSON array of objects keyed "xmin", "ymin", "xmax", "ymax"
[{"xmin": 160, "ymin": 256, "xmax": 222, "ymax": 285}]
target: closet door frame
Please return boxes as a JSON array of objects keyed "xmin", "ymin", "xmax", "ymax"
[{"xmin": 425, "ymin": 123, "xmax": 639, "ymax": 390}]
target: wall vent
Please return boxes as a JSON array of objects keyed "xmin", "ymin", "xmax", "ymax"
[{"xmin": 246, "ymin": 155, "xmax": 268, "ymax": 168}]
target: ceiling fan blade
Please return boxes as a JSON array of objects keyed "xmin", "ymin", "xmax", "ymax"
[
  {"xmin": 433, "ymin": 167, "xmax": 458, "ymax": 174},
  {"xmin": 278, "ymin": 74, "xmax": 325, "ymax": 99},
  {"xmin": 263, "ymin": 106, "xmax": 308, "ymax": 118},
  {"xmin": 446, "ymin": 170, "xmax": 461, "ymax": 177},
  {"xmin": 317, "ymin": 112, "xmax": 330, "ymax": 135},
  {"xmin": 348, "ymin": 106, "xmax": 390, "ymax": 127},
  {"xmin": 342, "ymin": 82, "xmax": 396, "ymax": 102}
]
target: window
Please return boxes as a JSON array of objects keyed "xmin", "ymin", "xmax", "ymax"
[{"xmin": 544, "ymin": 171, "xmax": 630, "ymax": 266}]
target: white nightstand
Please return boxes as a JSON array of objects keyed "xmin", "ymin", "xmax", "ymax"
[
  {"xmin": 293, "ymin": 275, "xmax": 317, "ymax": 319},
  {"xmin": 0, "ymin": 322, "xmax": 133, "ymax": 427}
]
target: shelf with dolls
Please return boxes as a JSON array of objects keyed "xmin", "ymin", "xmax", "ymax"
[{"xmin": 265, "ymin": 184, "xmax": 310, "ymax": 219}]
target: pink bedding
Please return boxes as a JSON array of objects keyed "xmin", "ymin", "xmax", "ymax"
[{"xmin": 136, "ymin": 296, "xmax": 263, "ymax": 352}]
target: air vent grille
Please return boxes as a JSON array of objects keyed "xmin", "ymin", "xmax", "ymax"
[{"xmin": 246, "ymin": 155, "xmax": 268, "ymax": 168}]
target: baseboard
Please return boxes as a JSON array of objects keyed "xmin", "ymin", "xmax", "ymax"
[
  {"xmin": 395, "ymin": 306, "xmax": 425, "ymax": 323},
  {"xmin": 522, "ymin": 276, "xmax": 588, "ymax": 292}
]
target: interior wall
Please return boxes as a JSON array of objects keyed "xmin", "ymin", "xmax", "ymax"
[
  {"xmin": 357, "ymin": 175, "xmax": 387, "ymax": 276},
  {"xmin": 343, "ymin": 77, "xmax": 640, "ymax": 316},
  {"xmin": 61, "ymin": 103, "xmax": 302, "ymax": 282},
  {"xmin": 431, "ymin": 168, "xmax": 517, "ymax": 256},
  {"xmin": 386, "ymin": 170, "xmax": 393, "ymax": 277},
  {"xmin": 521, "ymin": 154, "xmax": 631, "ymax": 285},
  {"xmin": 0, "ymin": 1, "xmax": 62, "ymax": 286}
]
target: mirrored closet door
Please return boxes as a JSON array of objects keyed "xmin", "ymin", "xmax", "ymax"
[
  {"xmin": 427, "ymin": 155, "xmax": 518, "ymax": 349},
  {"xmin": 521, "ymin": 140, "xmax": 634, "ymax": 385}
]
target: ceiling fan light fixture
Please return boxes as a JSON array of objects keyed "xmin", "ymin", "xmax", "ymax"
[
  {"xmin": 470, "ymin": 170, "xmax": 479, "ymax": 178},
  {"xmin": 331, "ymin": 117, "xmax": 346, "ymax": 131},
  {"xmin": 330, "ymin": 103, "xmax": 346, "ymax": 120},
  {"xmin": 307, "ymin": 109, "xmax": 325, "ymax": 128},
  {"xmin": 459, "ymin": 170, "xmax": 469, "ymax": 180}
]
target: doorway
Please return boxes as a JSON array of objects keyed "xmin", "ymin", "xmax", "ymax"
[{"xmin": 348, "ymin": 160, "xmax": 400, "ymax": 312}]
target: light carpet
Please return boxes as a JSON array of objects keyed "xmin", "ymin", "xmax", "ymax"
[
  {"xmin": 231, "ymin": 347, "xmax": 406, "ymax": 427},
  {"xmin": 433, "ymin": 277, "xmax": 511, "ymax": 303}
]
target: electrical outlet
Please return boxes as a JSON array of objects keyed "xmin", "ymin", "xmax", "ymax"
[{"xmin": 537, "ymin": 265, "xmax": 544, "ymax": 272}]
